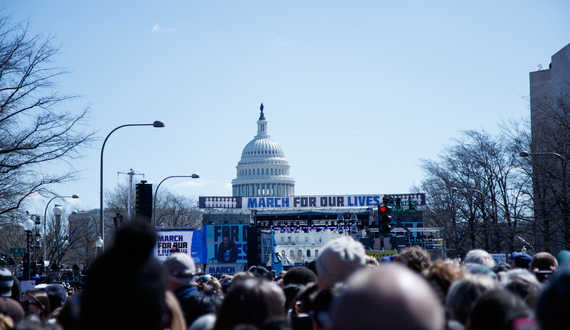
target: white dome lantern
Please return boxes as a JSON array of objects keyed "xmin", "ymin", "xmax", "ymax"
[{"xmin": 232, "ymin": 103, "xmax": 295, "ymax": 197}]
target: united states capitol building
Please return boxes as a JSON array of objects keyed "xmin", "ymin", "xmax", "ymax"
[
  {"xmin": 200, "ymin": 103, "xmax": 425, "ymax": 266},
  {"xmin": 231, "ymin": 103, "xmax": 295, "ymax": 198}
]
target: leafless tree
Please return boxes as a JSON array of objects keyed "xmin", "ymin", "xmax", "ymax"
[
  {"xmin": 419, "ymin": 125, "xmax": 532, "ymax": 257},
  {"xmin": 0, "ymin": 15, "xmax": 96, "ymax": 222},
  {"xmin": 105, "ymin": 182, "xmax": 200, "ymax": 234}
]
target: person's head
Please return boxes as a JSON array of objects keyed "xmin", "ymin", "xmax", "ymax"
[
  {"xmin": 315, "ymin": 237, "xmax": 366, "ymax": 288},
  {"xmin": 423, "ymin": 260, "xmax": 465, "ymax": 305},
  {"xmin": 446, "ymin": 274, "xmax": 499, "ymax": 325},
  {"xmin": 0, "ymin": 269, "xmax": 13, "ymax": 298},
  {"xmin": 530, "ymin": 252, "xmax": 558, "ymax": 283},
  {"xmin": 467, "ymin": 289, "xmax": 533, "ymax": 330},
  {"xmin": 556, "ymin": 250, "xmax": 570, "ymax": 267},
  {"xmin": 499, "ymin": 269, "xmax": 541, "ymax": 309},
  {"xmin": 464, "ymin": 249, "xmax": 496, "ymax": 268},
  {"xmin": 394, "ymin": 245, "xmax": 431, "ymax": 274},
  {"xmin": 22, "ymin": 290, "xmax": 51, "ymax": 322},
  {"xmin": 329, "ymin": 264, "xmax": 444, "ymax": 330},
  {"xmin": 41, "ymin": 284, "xmax": 67, "ymax": 311},
  {"xmin": 79, "ymin": 218, "xmax": 167, "ymax": 330},
  {"xmin": 536, "ymin": 262, "xmax": 570, "ymax": 330},
  {"xmin": 213, "ymin": 277, "xmax": 285, "ymax": 330},
  {"xmin": 0, "ymin": 297, "xmax": 25, "ymax": 325},
  {"xmin": 162, "ymin": 253, "xmax": 197, "ymax": 291},
  {"xmin": 463, "ymin": 263, "xmax": 498, "ymax": 281},
  {"xmin": 282, "ymin": 267, "xmax": 317, "ymax": 287},
  {"xmin": 179, "ymin": 291, "xmax": 223, "ymax": 328},
  {"xmin": 222, "ymin": 236, "xmax": 230, "ymax": 247},
  {"xmin": 511, "ymin": 252, "xmax": 532, "ymax": 269}
]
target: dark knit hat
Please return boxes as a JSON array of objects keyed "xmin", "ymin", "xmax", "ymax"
[
  {"xmin": 41, "ymin": 284, "xmax": 67, "ymax": 310},
  {"xmin": 512, "ymin": 252, "xmax": 532, "ymax": 269},
  {"xmin": 0, "ymin": 269, "xmax": 12, "ymax": 297},
  {"xmin": 79, "ymin": 219, "xmax": 167, "ymax": 330}
]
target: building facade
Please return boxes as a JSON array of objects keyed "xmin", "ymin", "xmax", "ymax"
[
  {"xmin": 231, "ymin": 104, "xmax": 295, "ymax": 197},
  {"xmin": 529, "ymin": 43, "xmax": 570, "ymax": 252}
]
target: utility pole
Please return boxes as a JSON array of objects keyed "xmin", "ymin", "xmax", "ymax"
[{"xmin": 117, "ymin": 169, "xmax": 145, "ymax": 219}]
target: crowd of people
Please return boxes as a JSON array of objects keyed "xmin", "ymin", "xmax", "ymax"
[{"xmin": 1, "ymin": 219, "xmax": 570, "ymax": 330}]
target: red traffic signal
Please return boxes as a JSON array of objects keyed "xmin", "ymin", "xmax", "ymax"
[{"xmin": 379, "ymin": 204, "xmax": 392, "ymax": 223}]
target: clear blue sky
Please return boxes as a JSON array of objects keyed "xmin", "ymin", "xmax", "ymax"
[{"xmin": 8, "ymin": 0, "xmax": 570, "ymax": 215}]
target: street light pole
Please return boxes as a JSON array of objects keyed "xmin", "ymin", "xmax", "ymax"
[
  {"xmin": 43, "ymin": 195, "xmax": 79, "ymax": 262},
  {"xmin": 100, "ymin": 121, "xmax": 165, "ymax": 248},
  {"xmin": 23, "ymin": 217, "xmax": 34, "ymax": 281},
  {"xmin": 153, "ymin": 174, "xmax": 200, "ymax": 227}
]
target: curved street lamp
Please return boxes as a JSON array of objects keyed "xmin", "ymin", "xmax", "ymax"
[
  {"xmin": 43, "ymin": 195, "xmax": 79, "ymax": 261},
  {"xmin": 71, "ymin": 211, "xmax": 99, "ymax": 237},
  {"xmin": 153, "ymin": 174, "xmax": 200, "ymax": 227},
  {"xmin": 519, "ymin": 150, "xmax": 566, "ymax": 161},
  {"xmin": 100, "ymin": 121, "xmax": 165, "ymax": 248}
]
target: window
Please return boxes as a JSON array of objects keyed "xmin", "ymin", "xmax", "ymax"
[
  {"xmin": 307, "ymin": 250, "xmax": 311, "ymax": 257},
  {"xmin": 315, "ymin": 250, "xmax": 319, "ymax": 258}
]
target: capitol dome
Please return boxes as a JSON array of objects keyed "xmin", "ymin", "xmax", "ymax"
[{"xmin": 232, "ymin": 104, "xmax": 295, "ymax": 197}]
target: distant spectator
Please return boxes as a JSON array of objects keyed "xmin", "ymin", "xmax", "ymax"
[
  {"xmin": 530, "ymin": 252, "xmax": 558, "ymax": 283},
  {"xmin": 21, "ymin": 290, "xmax": 51, "ymax": 322},
  {"xmin": 424, "ymin": 260, "xmax": 464, "ymax": 305},
  {"xmin": 510, "ymin": 252, "xmax": 532, "ymax": 269},
  {"xmin": 213, "ymin": 277, "xmax": 285, "ymax": 330},
  {"xmin": 40, "ymin": 284, "xmax": 67, "ymax": 312},
  {"xmin": 556, "ymin": 250, "xmax": 570, "ymax": 267},
  {"xmin": 492, "ymin": 264, "xmax": 510, "ymax": 281},
  {"xmin": 463, "ymin": 263, "xmax": 498, "ymax": 280},
  {"xmin": 282, "ymin": 283, "xmax": 304, "ymax": 311},
  {"xmin": 179, "ymin": 291, "xmax": 222, "ymax": 328},
  {"xmin": 330, "ymin": 264, "xmax": 444, "ymax": 330},
  {"xmin": 467, "ymin": 289, "xmax": 534, "ymax": 330},
  {"xmin": 394, "ymin": 245, "xmax": 431, "ymax": 274},
  {"xmin": 162, "ymin": 253, "xmax": 199, "ymax": 303},
  {"xmin": 446, "ymin": 274, "xmax": 499, "ymax": 326},
  {"xmin": 0, "ymin": 296, "xmax": 25, "ymax": 325},
  {"xmin": 536, "ymin": 262, "xmax": 570, "ymax": 330},
  {"xmin": 282, "ymin": 267, "xmax": 317, "ymax": 287},
  {"xmin": 315, "ymin": 237, "xmax": 365, "ymax": 288},
  {"xmin": 499, "ymin": 269, "xmax": 541, "ymax": 309},
  {"xmin": 464, "ymin": 249, "xmax": 496, "ymax": 268},
  {"xmin": 0, "ymin": 269, "xmax": 13, "ymax": 298}
]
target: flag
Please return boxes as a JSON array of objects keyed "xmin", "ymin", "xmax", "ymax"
[{"xmin": 271, "ymin": 232, "xmax": 283, "ymax": 275}]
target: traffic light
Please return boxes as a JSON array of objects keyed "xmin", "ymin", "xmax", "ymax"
[
  {"xmin": 378, "ymin": 203, "xmax": 392, "ymax": 234},
  {"xmin": 135, "ymin": 181, "xmax": 153, "ymax": 221}
]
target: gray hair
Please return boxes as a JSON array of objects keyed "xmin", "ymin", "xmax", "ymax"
[{"xmin": 464, "ymin": 249, "xmax": 496, "ymax": 268}]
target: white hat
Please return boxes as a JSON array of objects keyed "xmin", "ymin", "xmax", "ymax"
[
  {"xmin": 316, "ymin": 237, "xmax": 366, "ymax": 287},
  {"xmin": 162, "ymin": 254, "xmax": 196, "ymax": 286}
]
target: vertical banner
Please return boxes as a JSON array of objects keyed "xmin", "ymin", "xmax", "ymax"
[
  {"xmin": 260, "ymin": 231, "xmax": 272, "ymax": 265},
  {"xmin": 271, "ymin": 232, "xmax": 283, "ymax": 275},
  {"xmin": 203, "ymin": 225, "xmax": 248, "ymax": 263},
  {"xmin": 153, "ymin": 230, "xmax": 204, "ymax": 265}
]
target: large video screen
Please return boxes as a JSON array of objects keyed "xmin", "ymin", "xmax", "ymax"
[{"xmin": 203, "ymin": 224, "xmax": 248, "ymax": 263}]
